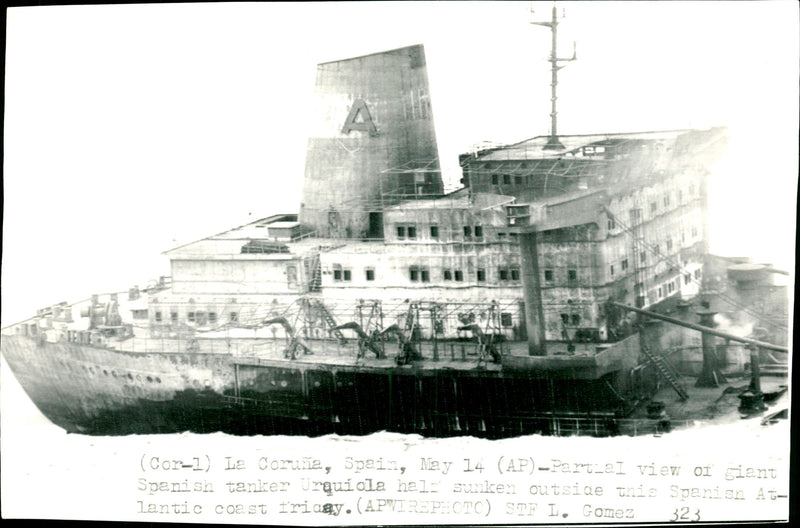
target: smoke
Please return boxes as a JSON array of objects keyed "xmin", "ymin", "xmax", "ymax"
[{"xmin": 713, "ymin": 313, "xmax": 754, "ymax": 339}]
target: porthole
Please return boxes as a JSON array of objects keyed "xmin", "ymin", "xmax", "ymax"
[
  {"xmin": 103, "ymin": 370, "xmax": 109, "ymax": 376},
  {"xmin": 280, "ymin": 380, "xmax": 288, "ymax": 388},
  {"xmin": 313, "ymin": 381, "xmax": 321, "ymax": 388},
  {"xmin": 127, "ymin": 373, "xmax": 134, "ymax": 380},
  {"xmin": 146, "ymin": 376, "xmax": 153, "ymax": 383},
  {"xmin": 155, "ymin": 377, "xmax": 161, "ymax": 384}
]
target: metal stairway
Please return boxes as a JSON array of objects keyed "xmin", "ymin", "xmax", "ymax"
[
  {"xmin": 315, "ymin": 300, "xmax": 345, "ymax": 341},
  {"xmin": 641, "ymin": 345, "xmax": 689, "ymax": 401}
]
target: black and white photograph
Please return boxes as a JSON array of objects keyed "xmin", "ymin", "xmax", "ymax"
[{"xmin": 2, "ymin": 1, "xmax": 794, "ymax": 523}]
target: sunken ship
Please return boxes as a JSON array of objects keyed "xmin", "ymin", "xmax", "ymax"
[{"xmin": 1, "ymin": 10, "xmax": 788, "ymax": 438}]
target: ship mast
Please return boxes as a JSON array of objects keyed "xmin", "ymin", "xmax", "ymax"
[{"xmin": 531, "ymin": 3, "xmax": 576, "ymax": 150}]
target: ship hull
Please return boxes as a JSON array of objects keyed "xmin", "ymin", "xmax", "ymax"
[{"xmin": 2, "ymin": 335, "xmax": 641, "ymax": 437}]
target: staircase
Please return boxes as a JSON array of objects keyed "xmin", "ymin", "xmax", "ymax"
[
  {"xmin": 306, "ymin": 254, "xmax": 321, "ymax": 292},
  {"xmin": 641, "ymin": 345, "xmax": 689, "ymax": 401}
]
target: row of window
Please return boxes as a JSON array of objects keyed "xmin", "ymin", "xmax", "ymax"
[
  {"xmin": 410, "ymin": 267, "xmax": 521, "ymax": 283},
  {"xmin": 395, "ymin": 224, "xmax": 484, "ymax": 240},
  {"xmin": 154, "ymin": 311, "xmax": 238, "ymax": 324}
]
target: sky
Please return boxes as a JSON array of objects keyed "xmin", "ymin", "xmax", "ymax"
[{"xmin": 3, "ymin": 1, "xmax": 798, "ymax": 325}]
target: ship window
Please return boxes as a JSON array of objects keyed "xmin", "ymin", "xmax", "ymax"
[
  {"xmin": 132, "ymin": 309, "xmax": 148, "ymax": 320},
  {"xmin": 463, "ymin": 226, "xmax": 472, "ymax": 238},
  {"xmin": 229, "ymin": 312, "xmax": 238, "ymax": 322},
  {"xmin": 650, "ymin": 202, "xmax": 657, "ymax": 214},
  {"xmin": 396, "ymin": 226, "xmax": 406, "ymax": 239},
  {"xmin": 622, "ymin": 259, "xmax": 629, "ymax": 271},
  {"xmin": 421, "ymin": 269, "xmax": 430, "ymax": 282},
  {"xmin": 343, "ymin": 269, "xmax": 352, "ymax": 281},
  {"xmin": 568, "ymin": 269, "xmax": 577, "ymax": 281},
  {"xmin": 208, "ymin": 312, "xmax": 217, "ymax": 323},
  {"xmin": 410, "ymin": 267, "xmax": 419, "ymax": 281},
  {"xmin": 443, "ymin": 270, "xmax": 452, "ymax": 281},
  {"xmin": 653, "ymin": 245, "xmax": 660, "ymax": 255},
  {"xmin": 430, "ymin": 225, "xmax": 439, "ymax": 238},
  {"xmin": 544, "ymin": 269, "xmax": 554, "ymax": 281},
  {"xmin": 509, "ymin": 232, "xmax": 518, "ymax": 240},
  {"xmin": 658, "ymin": 287, "xmax": 663, "ymax": 298},
  {"xmin": 333, "ymin": 266, "xmax": 342, "ymax": 281},
  {"xmin": 499, "ymin": 269, "xmax": 509, "ymax": 281},
  {"xmin": 155, "ymin": 311, "xmax": 162, "ymax": 322},
  {"xmin": 474, "ymin": 225, "xmax": 483, "ymax": 238},
  {"xmin": 685, "ymin": 273, "xmax": 691, "ymax": 285},
  {"xmin": 477, "ymin": 269, "xmax": 486, "ymax": 282},
  {"xmin": 503, "ymin": 174, "xmax": 511, "ymax": 185},
  {"xmin": 607, "ymin": 217, "xmax": 615, "ymax": 230},
  {"xmin": 571, "ymin": 314, "xmax": 581, "ymax": 325},
  {"xmin": 510, "ymin": 268, "xmax": 520, "ymax": 281},
  {"xmin": 501, "ymin": 313, "xmax": 513, "ymax": 327},
  {"xmin": 196, "ymin": 312, "xmax": 207, "ymax": 325},
  {"xmin": 491, "ymin": 174, "xmax": 499, "ymax": 185},
  {"xmin": 515, "ymin": 175, "xmax": 523, "ymax": 185},
  {"xmin": 365, "ymin": 269, "xmax": 375, "ymax": 281},
  {"xmin": 454, "ymin": 270, "xmax": 463, "ymax": 282},
  {"xmin": 498, "ymin": 232, "xmax": 506, "ymax": 239},
  {"xmin": 610, "ymin": 265, "xmax": 615, "ymax": 277},
  {"xmin": 407, "ymin": 226, "xmax": 417, "ymax": 239},
  {"xmin": 171, "ymin": 312, "xmax": 178, "ymax": 323},
  {"xmin": 694, "ymin": 269, "xmax": 701, "ymax": 279},
  {"xmin": 560, "ymin": 314, "xmax": 569, "ymax": 324}
]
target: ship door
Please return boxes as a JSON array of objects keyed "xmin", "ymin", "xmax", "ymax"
[{"xmin": 367, "ymin": 212, "xmax": 384, "ymax": 240}]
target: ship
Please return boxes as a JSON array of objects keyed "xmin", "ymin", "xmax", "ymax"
[{"xmin": 1, "ymin": 7, "xmax": 789, "ymax": 439}]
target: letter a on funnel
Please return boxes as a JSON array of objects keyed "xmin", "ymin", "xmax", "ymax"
[{"xmin": 342, "ymin": 99, "xmax": 378, "ymax": 136}]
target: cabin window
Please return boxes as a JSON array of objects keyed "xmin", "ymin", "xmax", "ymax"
[
  {"xmin": 454, "ymin": 270, "xmax": 463, "ymax": 282},
  {"xmin": 650, "ymin": 202, "xmax": 657, "ymax": 214},
  {"xmin": 571, "ymin": 314, "xmax": 581, "ymax": 325},
  {"xmin": 501, "ymin": 313, "xmax": 513, "ymax": 327},
  {"xmin": 171, "ymin": 312, "xmax": 178, "ymax": 323},
  {"xmin": 568, "ymin": 269, "xmax": 577, "ymax": 281},
  {"xmin": 491, "ymin": 174, "xmax": 499, "ymax": 185},
  {"xmin": 607, "ymin": 217, "xmax": 615, "ymax": 230},
  {"xmin": 499, "ymin": 269, "xmax": 509, "ymax": 281},
  {"xmin": 658, "ymin": 287, "xmax": 663, "ymax": 298},
  {"xmin": 503, "ymin": 174, "xmax": 511, "ymax": 185},
  {"xmin": 474, "ymin": 225, "xmax": 483, "ymax": 238},
  {"xmin": 544, "ymin": 269, "xmax": 554, "ymax": 281},
  {"xmin": 622, "ymin": 259, "xmax": 629, "ymax": 271},
  {"xmin": 498, "ymin": 232, "xmax": 507, "ymax": 239},
  {"xmin": 443, "ymin": 269, "xmax": 452, "ymax": 280},
  {"xmin": 208, "ymin": 312, "xmax": 217, "ymax": 324},
  {"xmin": 477, "ymin": 269, "xmax": 486, "ymax": 282},
  {"xmin": 609, "ymin": 265, "xmax": 615, "ymax": 277},
  {"xmin": 343, "ymin": 269, "xmax": 352, "ymax": 281},
  {"xmin": 663, "ymin": 194, "xmax": 670, "ymax": 208},
  {"xmin": 132, "ymin": 309, "xmax": 148, "ymax": 320},
  {"xmin": 155, "ymin": 311, "xmax": 163, "ymax": 322},
  {"xmin": 421, "ymin": 269, "xmax": 430, "ymax": 282},
  {"xmin": 514, "ymin": 175, "xmax": 523, "ymax": 185},
  {"xmin": 396, "ymin": 226, "xmax": 406, "ymax": 239},
  {"xmin": 560, "ymin": 314, "xmax": 569, "ymax": 324},
  {"xmin": 685, "ymin": 273, "xmax": 691, "ymax": 285},
  {"xmin": 187, "ymin": 312, "xmax": 195, "ymax": 323},
  {"xmin": 510, "ymin": 268, "xmax": 520, "ymax": 281},
  {"xmin": 365, "ymin": 269, "xmax": 375, "ymax": 281},
  {"xmin": 333, "ymin": 265, "xmax": 342, "ymax": 281},
  {"xmin": 410, "ymin": 267, "xmax": 419, "ymax": 281},
  {"xmin": 463, "ymin": 226, "xmax": 472, "ymax": 238},
  {"xmin": 694, "ymin": 268, "xmax": 702, "ymax": 279},
  {"xmin": 407, "ymin": 226, "xmax": 417, "ymax": 239},
  {"xmin": 430, "ymin": 225, "xmax": 439, "ymax": 238}
]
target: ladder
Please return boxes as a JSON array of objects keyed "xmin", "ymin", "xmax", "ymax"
[
  {"xmin": 315, "ymin": 300, "xmax": 345, "ymax": 341},
  {"xmin": 307, "ymin": 254, "xmax": 322, "ymax": 292},
  {"xmin": 641, "ymin": 345, "xmax": 689, "ymax": 401}
]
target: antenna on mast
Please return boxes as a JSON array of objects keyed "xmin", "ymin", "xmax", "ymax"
[{"xmin": 531, "ymin": 2, "xmax": 577, "ymax": 150}]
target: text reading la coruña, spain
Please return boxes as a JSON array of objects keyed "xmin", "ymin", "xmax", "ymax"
[{"xmin": 134, "ymin": 449, "xmax": 787, "ymax": 523}]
